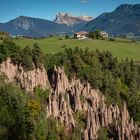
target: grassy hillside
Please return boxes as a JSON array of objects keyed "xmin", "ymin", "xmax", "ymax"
[{"xmin": 13, "ymin": 37, "xmax": 140, "ymax": 61}]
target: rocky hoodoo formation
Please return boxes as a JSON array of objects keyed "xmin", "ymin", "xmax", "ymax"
[
  {"xmin": 47, "ymin": 66, "xmax": 140, "ymax": 140},
  {"xmin": 0, "ymin": 59, "xmax": 140, "ymax": 139},
  {"xmin": 0, "ymin": 58, "xmax": 48, "ymax": 92}
]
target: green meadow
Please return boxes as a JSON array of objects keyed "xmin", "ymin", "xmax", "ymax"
[{"xmin": 13, "ymin": 37, "xmax": 140, "ymax": 61}]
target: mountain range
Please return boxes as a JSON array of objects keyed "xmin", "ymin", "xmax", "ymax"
[
  {"xmin": 0, "ymin": 4, "xmax": 140, "ymax": 37},
  {"xmin": 0, "ymin": 16, "xmax": 72, "ymax": 37}
]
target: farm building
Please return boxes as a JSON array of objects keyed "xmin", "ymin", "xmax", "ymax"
[
  {"xmin": 74, "ymin": 31, "xmax": 88, "ymax": 39},
  {"xmin": 100, "ymin": 31, "xmax": 108, "ymax": 38}
]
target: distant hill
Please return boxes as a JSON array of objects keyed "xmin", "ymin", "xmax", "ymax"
[
  {"xmin": 81, "ymin": 4, "xmax": 140, "ymax": 36},
  {"xmin": 54, "ymin": 12, "xmax": 93, "ymax": 31},
  {"xmin": 0, "ymin": 16, "xmax": 72, "ymax": 37}
]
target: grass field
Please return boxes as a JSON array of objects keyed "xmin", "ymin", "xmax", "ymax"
[{"xmin": 13, "ymin": 37, "xmax": 140, "ymax": 61}]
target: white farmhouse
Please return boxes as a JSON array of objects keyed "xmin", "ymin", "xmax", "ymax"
[
  {"xmin": 100, "ymin": 31, "xmax": 108, "ymax": 38},
  {"xmin": 74, "ymin": 31, "xmax": 88, "ymax": 39}
]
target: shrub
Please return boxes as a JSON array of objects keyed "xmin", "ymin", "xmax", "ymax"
[
  {"xmin": 109, "ymin": 38, "xmax": 115, "ymax": 41},
  {"xmin": 65, "ymin": 35, "xmax": 70, "ymax": 39},
  {"xmin": 98, "ymin": 127, "xmax": 109, "ymax": 140}
]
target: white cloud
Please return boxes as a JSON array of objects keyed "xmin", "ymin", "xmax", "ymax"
[{"xmin": 80, "ymin": 0, "xmax": 89, "ymax": 3}]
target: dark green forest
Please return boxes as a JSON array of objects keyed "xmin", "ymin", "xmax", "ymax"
[{"xmin": 0, "ymin": 39, "xmax": 140, "ymax": 139}]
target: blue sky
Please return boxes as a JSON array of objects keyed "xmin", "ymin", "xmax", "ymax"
[{"xmin": 0, "ymin": 0, "xmax": 139, "ymax": 22}]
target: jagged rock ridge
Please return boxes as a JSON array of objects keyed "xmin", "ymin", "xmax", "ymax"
[
  {"xmin": 54, "ymin": 12, "xmax": 93, "ymax": 31},
  {"xmin": 54, "ymin": 12, "xmax": 93, "ymax": 26},
  {"xmin": 0, "ymin": 59, "xmax": 140, "ymax": 139}
]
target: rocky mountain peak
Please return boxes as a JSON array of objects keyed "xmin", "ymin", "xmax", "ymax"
[
  {"xmin": 54, "ymin": 12, "xmax": 93, "ymax": 26},
  {"xmin": 115, "ymin": 4, "xmax": 140, "ymax": 11},
  {"xmin": 13, "ymin": 16, "xmax": 33, "ymax": 31},
  {"xmin": 81, "ymin": 4, "xmax": 140, "ymax": 36},
  {"xmin": 115, "ymin": 4, "xmax": 134, "ymax": 11},
  {"xmin": 114, "ymin": 4, "xmax": 140, "ymax": 16}
]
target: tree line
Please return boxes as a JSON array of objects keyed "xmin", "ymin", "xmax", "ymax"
[{"xmin": 45, "ymin": 47, "xmax": 140, "ymax": 124}]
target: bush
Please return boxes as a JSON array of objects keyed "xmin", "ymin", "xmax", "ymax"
[
  {"xmin": 65, "ymin": 35, "xmax": 70, "ymax": 39},
  {"xmin": 0, "ymin": 75, "xmax": 49, "ymax": 140},
  {"xmin": 109, "ymin": 38, "xmax": 115, "ymax": 41},
  {"xmin": 88, "ymin": 30, "xmax": 102, "ymax": 39},
  {"xmin": 98, "ymin": 127, "xmax": 109, "ymax": 140},
  {"xmin": 61, "ymin": 44, "xmax": 67, "ymax": 48}
]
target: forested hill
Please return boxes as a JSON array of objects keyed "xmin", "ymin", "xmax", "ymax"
[
  {"xmin": 0, "ymin": 16, "xmax": 72, "ymax": 37},
  {"xmin": 0, "ymin": 39, "xmax": 140, "ymax": 139},
  {"xmin": 81, "ymin": 4, "xmax": 140, "ymax": 36}
]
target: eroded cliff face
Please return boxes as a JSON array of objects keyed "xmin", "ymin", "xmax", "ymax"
[
  {"xmin": 0, "ymin": 59, "xmax": 140, "ymax": 140},
  {"xmin": 47, "ymin": 66, "xmax": 140, "ymax": 140},
  {"xmin": 0, "ymin": 58, "xmax": 48, "ymax": 93}
]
